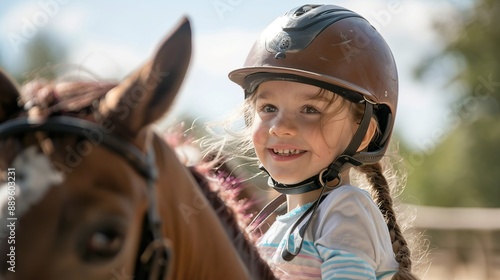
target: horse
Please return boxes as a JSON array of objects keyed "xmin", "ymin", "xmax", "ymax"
[{"xmin": 0, "ymin": 17, "xmax": 275, "ymax": 280}]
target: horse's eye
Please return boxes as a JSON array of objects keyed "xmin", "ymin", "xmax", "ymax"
[{"xmin": 80, "ymin": 227, "xmax": 124, "ymax": 263}]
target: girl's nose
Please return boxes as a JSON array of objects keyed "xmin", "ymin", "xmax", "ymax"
[{"xmin": 269, "ymin": 113, "xmax": 296, "ymax": 137}]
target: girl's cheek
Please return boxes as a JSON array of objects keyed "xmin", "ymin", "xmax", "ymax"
[
  {"xmin": 251, "ymin": 120, "xmax": 268, "ymax": 145},
  {"xmin": 251, "ymin": 114, "xmax": 264, "ymax": 132},
  {"xmin": 251, "ymin": 124, "xmax": 264, "ymax": 143}
]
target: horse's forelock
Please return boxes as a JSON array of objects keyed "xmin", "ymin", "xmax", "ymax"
[{"xmin": 20, "ymin": 79, "xmax": 116, "ymax": 119}]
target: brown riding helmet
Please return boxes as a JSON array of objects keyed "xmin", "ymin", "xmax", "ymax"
[{"xmin": 229, "ymin": 4, "xmax": 398, "ymax": 165}]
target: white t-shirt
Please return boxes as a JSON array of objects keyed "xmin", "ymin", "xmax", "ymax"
[{"xmin": 257, "ymin": 185, "xmax": 399, "ymax": 279}]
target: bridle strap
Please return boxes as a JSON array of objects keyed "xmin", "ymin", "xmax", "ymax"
[
  {"xmin": 0, "ymin": 116, "xmax": 153, "ymax": 179},
  {"xmin": 136, "ymin": 146, "xmax": 170, "ymax": 280},
  {"xmin": 0, "ymin": 116, "xmax": 169, "ymax": 280}
]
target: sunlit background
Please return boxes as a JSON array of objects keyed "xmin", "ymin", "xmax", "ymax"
[{"xmin": 1, "ymin": 0, "xmax": 499, "ymax": 279}]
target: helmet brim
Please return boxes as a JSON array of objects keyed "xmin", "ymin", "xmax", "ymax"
[{"xmin": 228, "ymin": 66, "xmax": 378, "ymax": 103}]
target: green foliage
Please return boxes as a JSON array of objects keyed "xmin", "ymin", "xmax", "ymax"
[
  {"xmin": 2, "ymin": 32, "xmax": 67, "ymax": 84},
  {"xmin": 404, "ymin": 118, "xmax": 500, "ymax": 207},
  {"xmin": 404, "ymin": 0, "xmax": 500, "ymax": 207},
  {"xmin": 21, "ymin": 33, "xmax": 67, "ymax": 82}
]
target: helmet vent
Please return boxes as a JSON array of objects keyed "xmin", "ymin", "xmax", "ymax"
[
  {"xmin": 271, "ymin": 31, "xmax": 292, "ymax": 59},
  {"xmin": 278, "ymin": 36, "xmax": 290, "ymax": 50}
]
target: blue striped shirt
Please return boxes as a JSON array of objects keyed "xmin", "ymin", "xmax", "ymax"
[{"xmin": 257, "ymin": 185, "xmax": 398, "ymax": 279}]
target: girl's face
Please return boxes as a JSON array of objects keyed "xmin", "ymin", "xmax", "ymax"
[{"xmin": 251, "ymin": 80, "xmax": 357, "ymax": 185}]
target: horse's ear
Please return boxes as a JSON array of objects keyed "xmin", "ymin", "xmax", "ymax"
[
  {"xmin": 0, "ymin": 70, "xmax": 23, "ymax": 123},
  {"xmin": 101, "ymin": 17, "xmax": 192, "ymax": 137}
]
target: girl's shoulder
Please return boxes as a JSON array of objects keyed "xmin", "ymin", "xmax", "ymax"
[
  {"xmin": 321, "ymin": 184, "xmax": 374, "ymax": 207},
  {"xmin": 313, "ymin": 185, "xmax": 398, "ymax": 271},
  {"xmin": 315, "ymin": 184, "xmax": 385, "ymax": 229}
]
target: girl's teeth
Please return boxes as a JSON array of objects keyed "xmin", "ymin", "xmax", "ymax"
[{"xmin": 273, "ymin": 149, "xmax": 302, "ymax": 155}]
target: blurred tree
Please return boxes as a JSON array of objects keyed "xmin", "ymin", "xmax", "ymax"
[
  {"xmin": 21, "ymin": 32, "xmax": 67, "ymax": 81},
  {"xmin": 404, "ymin": 0, "xmax": 500, "ymax": 207},
  {"xmin": 3, "ymin": 32, "xmax": 67, "ymax": 84}
]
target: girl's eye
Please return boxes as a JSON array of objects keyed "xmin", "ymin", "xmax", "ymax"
[
  {"xmin": 302, "ymin": 106, "xmax": 320, "ymax": 114},
  {"xmin": 260, "ymin": 104, "xmax": 277, "ymax": 113}
]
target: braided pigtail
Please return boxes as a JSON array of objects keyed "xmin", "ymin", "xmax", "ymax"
[{"xmin": 358, "ymin": 162, "xmax": 419, "ymax": 280}]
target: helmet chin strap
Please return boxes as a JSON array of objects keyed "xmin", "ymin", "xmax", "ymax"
[{"xmin": 260, "ymin": 100, "xmax": 374, "ymax": 195}]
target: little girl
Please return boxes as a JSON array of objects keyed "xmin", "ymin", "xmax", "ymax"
[{"xmin": 209, "ymin": 4, "xmax": 419, "ymax": 280}]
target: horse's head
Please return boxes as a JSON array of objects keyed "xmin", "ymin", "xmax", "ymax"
[{"xmin": 0, "ymin": 18, "xmax": 255, "ymax": 280}]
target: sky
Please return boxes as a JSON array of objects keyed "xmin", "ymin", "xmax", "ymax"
[{"xmin": 0, "ymin": 0, "xmax": 473, "ymax": 150}]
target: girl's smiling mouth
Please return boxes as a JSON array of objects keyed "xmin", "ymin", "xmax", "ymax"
[{"xmin": 268, "ymin": 148, "xmax": 307, "ymax": 160}]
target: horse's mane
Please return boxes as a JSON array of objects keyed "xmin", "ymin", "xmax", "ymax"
[{"xmin": 188, "ymin": 166, "xmax": 276, "ymax": 279}]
